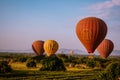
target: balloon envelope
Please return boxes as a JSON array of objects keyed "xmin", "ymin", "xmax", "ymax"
[
  {"xmin": 97, "ymin": 39, "xmax": 114, "ymax": 58},
  {"xmin": 44, "ymin": 40, "xmax": 59, "ymax": 56},
  {"xmin": 76, "ymin": 17, "xmax": 107, "ymax": 54},
  {"xmin": 32, "ymin": 40, "xmax": 44, "ymax": 56}
]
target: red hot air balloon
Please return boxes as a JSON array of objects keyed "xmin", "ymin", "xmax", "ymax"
[
  {"xmin": 97, "ymin": 39, "xmax": 114, "ymax": 58},
  {"xmin": 32, "ymin": 40, "xmax": 44, "ymax": 56},
  {"xmin": 76, "ymin": 17, "xmax": 107, "ymax": 54}
]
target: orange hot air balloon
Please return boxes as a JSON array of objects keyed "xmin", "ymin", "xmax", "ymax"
[
  {"xmin": 44, "ymin": 40, "xmax": 59, "ymax": 56},
  {"xmin": 32, "ymin": 40, "xmax": 44, "ymax": 56},
  {"xmin": 97, "ymin": 39, "xmax": 114, "ymax": 58},
  {"xmin": 76, "ymin": 17, "xmax": 107, "ymax": 54}
]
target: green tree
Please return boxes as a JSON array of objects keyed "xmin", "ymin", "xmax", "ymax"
[
  {"xmin": 0, "ymin": 61, "xmax": 12, "ymax": 73},
  {"xmin": 26, "ymin": 59, "xmax": 36, "ymax": 68},
  {"xmin": 86, "ymin": 59, "xmax": 96, "ymax": 68},
  {"xmin": 40, "ymin": 55, "xmax": 66, "ymax": 71},
  {"xmin": 99, "ymin": 62, "xmax": 120, "ymax": 80}
]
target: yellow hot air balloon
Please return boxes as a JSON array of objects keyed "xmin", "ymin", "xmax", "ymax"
[{"xmin": 44, "ymin": 40, "xmax": 59, "ymax": 56}]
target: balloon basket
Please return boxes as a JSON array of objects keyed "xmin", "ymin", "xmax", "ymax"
[{"xmin": 88, "ymin": 53, "xmax": 94, "ymax": 59}]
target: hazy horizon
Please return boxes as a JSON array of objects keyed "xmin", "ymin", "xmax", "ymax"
[{"xmin": 1, "ymin": 0, "xmax": 120, "ymax": 53}]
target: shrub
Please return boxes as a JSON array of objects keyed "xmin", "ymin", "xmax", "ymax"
[
  {"xmin": 32, "ymin": 55, "xmax": 45, "ymax": 63},
  {"xmin": 86, "ymin": 59, "xmax": 96, "ymax": 68},
  {"xmin": 57, "ymin": 54, "xmax": 68, "ymax": 62},
  {"xmin": 80, "ymin": 57, "xmax": 88, "ymax": 64},
  {"xmin": 57, "ymin": 54, "xmax": 68, "ymax": 59},
  {"xmin": 0, "ymin": 61, "xmax": 12, "ymax": 73},
  {"xmin": 98, "ymin": 71, "xmax": 108, "ymax": 80},
  {"xmin": 116, "ymin": 63, "xmax": 120, "ymax": 78},
  {"xmin": 40, "ymin": 55, "xmax": 66, "ymax": 71},
  {"xmin": 99, "ymin": 62, "xmax": 120, "ymax": 80},
  {"xmin": 16, "ymin": 57, "xmax": 27, "ymax": 62},
  {"xmin": 67, "ymin": 55, "xmax": 76, "ymax": 62},
  {"xmin": 26, "ymin": 60, "xmax": 36, "ymax": 68},
  {"xmin": 94, "ymin": 61, "xmax": 102, "ymax": 68},
  {"xmin": 105, "ymin": 62, "xmax": 120, "ymax": 79}
]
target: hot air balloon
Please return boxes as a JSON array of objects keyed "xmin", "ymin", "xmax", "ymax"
[
  {"xmin": 97, "ymin": 39, "xmax": 114, "ymax": 58},
  {"xmin": 32, "ymin": 40, "xmax": 44, "ymax": 56},
  {"xmin": 76, "ymin": 17, "xmax": 107, "ymax": 54},
  {"xmin": 44, "ymin": 40, "xmax": 59, "ymax": 56}
]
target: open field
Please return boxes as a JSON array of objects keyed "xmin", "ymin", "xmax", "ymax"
[
  {"xmin": 0, "ymin": 69, "xmax": 100, "ymax": 80},
  {"xmin": 1, "ymin": 62, "xmax": 100, "ymax": 80},
  {"xmin": 0, "ymin": 52, "xmax": 120, "ymax": 80},
  {"xmin": 10, "ymin": 62, "xmax": 42, "ymax": 70}
]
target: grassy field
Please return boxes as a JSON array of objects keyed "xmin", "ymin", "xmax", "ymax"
[
  {"xmin": 0, "ymin": 62, "xmax": 101, "ymax": 80},
  {"xmin": 10, "ymin": 62, "xmax": 42, "ymax": 70},
  {"xmin": 0, "ymin": 69, "xmax": 100, "ymax": 80},
  {"xmin": 0, "ymin": 53, "xmax": 120, "ymax": 80}
]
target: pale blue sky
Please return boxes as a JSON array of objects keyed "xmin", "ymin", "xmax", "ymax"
[{"xmin": 0, "ymin": 0, "xmax": 120, "ymax": 53}]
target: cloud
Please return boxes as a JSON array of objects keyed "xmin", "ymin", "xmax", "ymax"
[
  {"xmin": 89, "ymin": 0, "xmax": 120, "ymax": 19},
  {"xmin": 112, "ymin": 0, "xmax": 120, "ymax": 5},
  {"xmin": 90, "ymin": 0, "xmax": 120, "ymax": 10},
  {"xmin": 87, "ymin": 0, "xmax": 120, "ymax": 50},
  {"xmin": 91, "ymin": 1, "xmax": 113, "ymax": 10}
]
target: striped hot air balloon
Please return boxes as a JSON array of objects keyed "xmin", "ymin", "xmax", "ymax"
[
  {"xmin": 76, "ymin": 17, "xmax": 107, "ymax": 54},
  {"xmin": 97, "ymin": 39, "xmax": 114, "ymax": 58},
  {"xmin": 44, "ymin": 40, "xmax": 59, "ymax": 56},
  {"xmin": 32, "ymin": 40, "xmax": 44, "ymax": 56}
]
